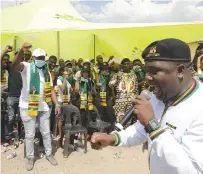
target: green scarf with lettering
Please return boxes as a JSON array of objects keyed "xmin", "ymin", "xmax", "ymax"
[{"xmin": 28, "ymin": 62, "xmax": 51, "ymax": 116}]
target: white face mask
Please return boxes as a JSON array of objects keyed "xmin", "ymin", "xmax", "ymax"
[{"xmin": 35, "ymin": 60, "xmax": 46, "ymax": 68}]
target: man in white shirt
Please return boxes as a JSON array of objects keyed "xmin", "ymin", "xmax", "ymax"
[
  {"xmin": 91, "ymin": 38, "xmax": 203, "ymax": 174},
  {"xmin": 12, "ymin": 43, "xmax": 60, "ymax": 171}
]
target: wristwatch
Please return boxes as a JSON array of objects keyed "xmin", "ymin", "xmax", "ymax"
[{"xmin": 145, "ymin": 119, "xmax": 161, "ymax": 134}]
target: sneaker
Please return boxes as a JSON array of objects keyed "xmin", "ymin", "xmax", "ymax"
[
  {"xmin": 25, "ymin": 158, "xmax": 34, "ymax": 171},
  {"xmin": 46, "ymin": 155, "xmax": 58, "ymax": 165}
]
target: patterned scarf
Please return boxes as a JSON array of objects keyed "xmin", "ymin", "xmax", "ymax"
[
  {"xmin": 58, "ymin": 76, "xmax": 71, "ymax": 105},
  {"xmin": 80, "ymin": 77, "xmax": 94, "ymax": 110},
  {"xmin": 1, "ymin": 70, "xmax": 8, "ymax": 87},
  {"xmin": 54, "ymin": 86, "xmax": 59, "ymax": 98},
  {"xmin": 28, "ymin": 63, "xmax": 51, "ymax": 116},
  {"xmin": 99, "ymin": 71, "xmax": 109, "ymax": 107}
]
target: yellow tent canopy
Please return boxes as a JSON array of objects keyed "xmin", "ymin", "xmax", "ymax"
[
  {"xmin": 1, "ymin": 0, "xmax": 203, "ymax": 61},
  {"xmin": 1, "ymin": 0, "xmax": 92, "ymax": 59},
  {"xmin": 92, "ymin": 22, "xmax": 203, "ymax": 61},
  {"xmin": 1, "ymin": 0, "xmax": 86, "ymax": 33}
]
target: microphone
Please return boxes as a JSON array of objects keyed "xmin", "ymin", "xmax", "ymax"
[{"xmin": 114, "ymin": 90, "xmax": 152, "ymax": 131}]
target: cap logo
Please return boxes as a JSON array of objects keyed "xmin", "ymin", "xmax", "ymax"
[{"xmin": 146, "ymin": 46, "xmax": 160, "ymax": 57}]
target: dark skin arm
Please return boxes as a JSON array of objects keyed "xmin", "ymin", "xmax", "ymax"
[
  {"xmin": 107, "ymin": 56, "xmax": 114, "ymax": 64},
  {"xmin": 12, "ymin": 43, "xmax": 32, "ymax": 72},
  {"xmin": 91, "ymin": 132, "xmax": 116, "ymax": 150},
  {"xmin": 1, "ymin": 45, "xmax": 13, "ymax": 60}
]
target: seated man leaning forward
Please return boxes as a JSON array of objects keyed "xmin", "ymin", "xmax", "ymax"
[
  {"xmin": 12, "ymin": 43, "xmax": 61, "ymax": 171},
  {"xmin": 91, "ymin": 38, "xmax": 203, "ymax": 174}
]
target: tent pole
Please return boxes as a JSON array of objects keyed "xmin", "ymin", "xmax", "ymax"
[
  {"xmin": 13, "ymin": 36, "xmax": 17, "ymax": 59},
  {"xmin": 57, "ymin": 31, "xmax": 60, "ymax": 60}
]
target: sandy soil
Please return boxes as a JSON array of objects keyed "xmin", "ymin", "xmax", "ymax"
[{"xmin": 1, "ymin": 143, "xmax": 149, "ymax": 174}]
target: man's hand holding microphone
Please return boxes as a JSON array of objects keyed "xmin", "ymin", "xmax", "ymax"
[{"xmin": 90, "ymin": 90, "xmax": 154, "ymax": 150}]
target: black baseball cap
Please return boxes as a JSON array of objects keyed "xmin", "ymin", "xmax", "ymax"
[{"xmin": 142, "ymin": 38, "xmax": 191, "ymax": 62}]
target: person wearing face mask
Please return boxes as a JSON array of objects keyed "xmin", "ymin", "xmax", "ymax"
[
  {"xmin": 12, "ymin": 43, "xmax": 60, "ymax": 171},
  {"xmin": 56, "ymin": 66, "xmax": 80, "ymax": 150},
  {"xmin": 95, "ymin": 62, "xmax": 116, "ymax": 125},
  {"xmin": 74, "ymin": 60, "xmax": 99, "ymax": 127},
  {"xmin": 132, "ymin": 59, "xmax": 150, "ymax": 94},
  {"xmin": 64, "ymin": 61, "xmax": 73, "ymax": 75},
  {"xmin": 109, "ymin": 58, "xmax": 138, "ymax": 123},
  {"xmin": 96, "ymin": 62, "xmax": 110, "ymax": 107}
]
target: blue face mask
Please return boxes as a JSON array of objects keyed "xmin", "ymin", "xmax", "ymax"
[{"xmin": 35, "ymin": 60, "xmax": 46, "ymax": 68}]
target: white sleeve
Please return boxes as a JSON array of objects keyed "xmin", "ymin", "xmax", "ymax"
[
  {"xmin": 21, "ymin": 62, "xmax": 29, "ymax": 74},
  {"xmin": 57, "ymin": 79, "xmax": 62, "ymax": 86},
  {"xmin": 151, "ymin": 112, "xmax": 203, "ymax": 173},
  {"xmin": 118, "ymin": 121, "xmax": 148, "ymax": 147}
]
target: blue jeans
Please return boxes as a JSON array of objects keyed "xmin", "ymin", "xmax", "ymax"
[
  {"xmin": 20, "ymin": 108, "xmax": 52, "ymax": 159},
  {"xmin": 5, "ymin": 96, "xmax": 20, "ymax": 140}
]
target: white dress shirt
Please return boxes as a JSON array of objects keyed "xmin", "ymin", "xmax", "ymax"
[
  {"xmin": 118, "ymin": 80, "xmax": 203, "ymax": 174},
  {"xmin": 19, "ymin": 62, "xmax": 53, "ymax": 111}
]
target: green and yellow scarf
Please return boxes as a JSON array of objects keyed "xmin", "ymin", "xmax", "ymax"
[
  {"xmin": 28, "ymin": 63, "xmax": 52, "ymax": 116},
  {"xmin": 99, "ymin": 73, "xmax": 108, "ymax": 107},
  {"xmin": 80, "ymin": 77, "xmax": 94, "ymax": 110},
  {"xmin": 1, "ymin": 70, "xmax": 7, "ymax": 87},
  {"xmin": 54, "ymin": 86, "xmax": 59, "ymax": 98}
]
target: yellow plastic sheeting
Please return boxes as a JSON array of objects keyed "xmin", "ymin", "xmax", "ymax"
[
  {"xmin": 93, "ymin": 23, "xmax": 203, "ymax": 62},
  {"xmin": 94, "ymin": 34, "xmax": 121, "ymax": 61},
  {"xmin": 1, "ymin": 23, "xmax": 202, "ymax": 61},
  {"xmin": 13, "ymin": 32, "xmax": 58, "ymax": 56},
  {"xmin": 1, "ymin": 34, "xmax": 16, "ymax": 58},
  {"xmin": 1, "ymin": 31, "xmax": 94, "ymax": 60},
  {"xmin": 59, "ymin": 30, "xmax": 94, "ymax": 60},
  {"xmin": 1, "ymin": 34, "xmax": 15, "ymax": 49}
]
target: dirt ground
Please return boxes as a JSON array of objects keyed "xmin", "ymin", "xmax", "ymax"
[{"xmin": 1, "ymin": 143, "xmax": 149, "ymax": 174}]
